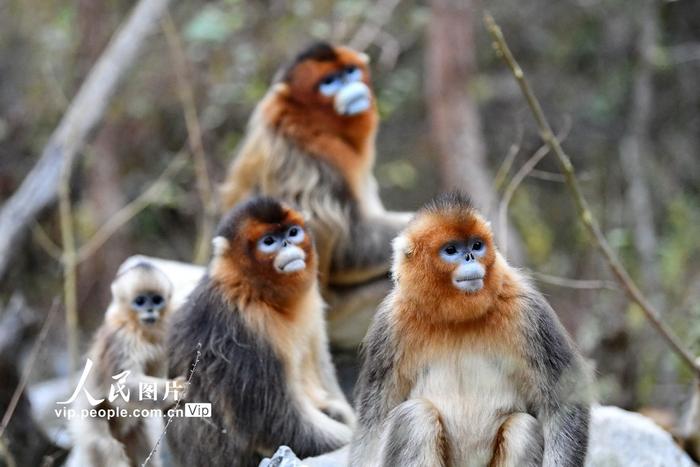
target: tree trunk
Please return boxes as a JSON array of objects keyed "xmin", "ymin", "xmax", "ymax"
[{"xmin": 425, "ymin": 0, "xmax": 523, "ymax": 264}]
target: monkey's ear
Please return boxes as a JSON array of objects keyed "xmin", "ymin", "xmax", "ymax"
[
  {"xmin": 392, "ymin": 235, "xmax": 413, "ymax": 259},
  {"xmin": 272, "ymin": 82, "xmax": 290, "ymax": 97},
  {"xmin": 358, "ymin": 52, "xmax": 370, "ymax": 65},
  {"xmin": 212, "ymin": 236, "xmax": 230, "ymax": 257},
  {"xmin": 391, "ymin": 235, "xmax": 412, "ymax": 282}
]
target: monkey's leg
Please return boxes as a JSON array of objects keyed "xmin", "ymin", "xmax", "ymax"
[
  {"xmin": 490, "ymin": 413, "xmax": 544, "ymax": 467},
  {"xmin": 377, "ymin": 399, "xmax": 448, "ymax": 467},
  {"xmin": 73, "ymin": 417, "xmax": 131, "ymax": 467}
]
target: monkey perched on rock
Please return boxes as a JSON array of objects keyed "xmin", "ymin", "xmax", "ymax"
[
  {"xmin": 220, "ymin": 42, "xmax": 411, "ymax": 347},
  {"xmin": 167, "ymin": 197, "xmax": 355, "ymax": 467},
  {"xmin": 68, "ymin": 262, "xmax": 184, "ymax": 467},
  {"xmin": 350, "ymin": 193, "xmax": 593, "ymax": 467}
]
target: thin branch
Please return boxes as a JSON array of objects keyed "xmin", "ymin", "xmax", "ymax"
[
  {"xmin": 497, "ymin": 121, "xmax": 571, "ymax": 255},
  {"xmin": 76, "ymin": 153, "xmax": 188, "ymax": 264},
  {"xmin": 531, "ymin": 271, "xmax": 618, "ymax": 291},
  {"xmin": 527, "ymin": 169, "xmax": 566, "ymax": 182},
  {"xmin": 58, "ymin": 156, "xmax": 78, "ymax": 373},
  {"xmin": 348, "ymin": 0, "xmax": 402, "ymax": 52},
  {"xmin": 31, "ymin": 223, "xmax": 62, "ymax": 262},
  {"xmin": 141, "ymin": 342, "xmax": 202, "ymax": 467},
  {"xmin": 485, "ymin": 12, "xmax": 700, "ymax": 377},
  {"xmin": 494, "ymin": 124, "xmax": 523, "ymax": 191},
  {"xmin": 0, "ymin": 0, "xmax": 173, "ymax": 280},
  {"xmin": 0, "ymin": 299, "xmax": 60, "ymax": 439},
  {"xmin": 162, "ymin": 13, "xmax": 216, "ymax": 265}
]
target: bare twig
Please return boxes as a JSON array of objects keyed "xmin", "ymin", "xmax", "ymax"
[
  {"xmin": 0, "ymin": 300, "xmax": 60, "ymax": 439},
  {"xmin": 494, "ymin": 125, "xmax": 523, "ymax": 191},
  {"xmin": 31, "ymin": 223, "xmax": 62, "ymax": 262},
  {"xmin": 668, "ymin": 42, "xmax": 700, "ymax": 64},
  {"xmin": 162, "ymin": 13, "xmax": 216, "ymax": 265},
  {"xmin": 485, "ymin": 12, "xmax": 700, "ymax": 377},
  {"xmin": 76, "ymin": 153, "xmax": 188, "ymax": 264},
  {"xmin": 141, "ymin": 343, "xmax": 202, "ymax": 467},
  {"xmin": 497, "ymin": 121, "xmax": 571, "ymax": 255},
  {"xmin": 0, "ymin": 0, "xmax": 172, "ymax": 280},
  {"xmin": 58, "ymin": 157, "xmax": 79, "ymax": 372},
  {"xmin": 531, "ymin": 271, "xmax": 618, "ymax": 291},
  {"xmin": 348, "ymin": 0, "xmax": 402, "ymax": 52}
]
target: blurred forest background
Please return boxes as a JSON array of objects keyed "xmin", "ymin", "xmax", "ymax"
[{"xmin": 0, "ymin": 0, "xmax": 699, "ymax": 453}]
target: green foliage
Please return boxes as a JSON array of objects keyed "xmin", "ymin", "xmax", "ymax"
[
  {"xmin": 660, "ymin": 195, "xmax": 700, "ymax": 295},
  {"xmin": 510, "ymin": 192, "xmax": 553, "ymax": 266},
  {"xmin": 185, "ymin": 5, "xmax": 243, "ymax": 43}
]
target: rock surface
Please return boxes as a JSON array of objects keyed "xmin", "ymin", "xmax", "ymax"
[
  {"xmin": 587, "ymin": 405, "xmax": 695, "ymax": 467},
  {"xmin": 259, "ymin": 406, "xmax": 697, "ymax": 467}
]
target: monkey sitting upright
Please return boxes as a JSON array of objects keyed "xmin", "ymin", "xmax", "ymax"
[
  {"xmin": 220, "ymin": 42, "xmax": 411, "ymax": 347},
  {"xmin": 350, "ymin": 192, "xmax": 593, "ymax": 467},
  {"xmin": 166, "ymin": 196, "xmax": 355, "ymax": 467},
  {"xmin": 69, "ymin": 262, "xmax": 184, "ymax": 467}
]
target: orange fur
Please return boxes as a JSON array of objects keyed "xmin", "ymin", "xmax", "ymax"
[
  {"xmin": 236, "ymin": 45, "xmax": 377, "ymax": 203},
  {"xmin": 211, "ymin": 207, "xmax": 316, "ymax": 314},
  {"xmin": 392, "ymin": 205, "xmax": 531, "ymax": 377}
]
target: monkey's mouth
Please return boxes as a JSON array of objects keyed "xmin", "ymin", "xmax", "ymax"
[
  {"xmin": 140, "ymin": 316, "xmax": 158, "ymax": 325},
  {"xmin": 453, "ymin": 275, "xmax": 485, "ymax": 293},
  {"xmin": 277, "ymin": 258, "xmax": 306, "ymax": 274},
  {"xmin": 334, "ymin": 82, "xmax": 371, "ymax": 116}
]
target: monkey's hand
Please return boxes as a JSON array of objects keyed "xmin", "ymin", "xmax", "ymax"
[{"xmin": 321, "ymin": 399, "xmax": 357, "ymax": 429}]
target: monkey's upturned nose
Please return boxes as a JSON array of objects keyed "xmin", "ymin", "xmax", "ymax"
[{"xmin": 465, "ymin": 253, "xmax": 475, "ymax": 262}]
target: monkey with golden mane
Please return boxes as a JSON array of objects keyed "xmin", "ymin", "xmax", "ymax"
[
  {"xmin": 220, "ymin": 42, "xmax": 411, "ymax": 347},
  {"xmin": 166, "ymin": 197, "xmax": 355, "ymax": 467},
  {"xmin": 350, "ymin": 193, "xmax": 592, "ymax": 467}
]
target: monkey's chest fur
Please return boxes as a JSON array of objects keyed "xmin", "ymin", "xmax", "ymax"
[{"xmin": 411, "ymin": 351, "xmax": 529, "ymax": 466}]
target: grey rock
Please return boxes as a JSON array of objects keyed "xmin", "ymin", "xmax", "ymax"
[
  {"xmin": 586, "ymin": 405, "xmax": 695, "ymax": 467},
  {"xmin": 263, "ymin": 406, "xmax": 697, "ymax": 467},
  {"xmin": 259, "ymin": 446, "xmax": 303, "ymax": 467}
]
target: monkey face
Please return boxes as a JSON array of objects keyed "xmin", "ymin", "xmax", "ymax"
[
  {"xmin": 283, "ymin": 45, "xmax": 373, "ymax": 117},
  {"xmin": 393, "ymin": 194, "xmax": 504, "ymax": 322},
  {"xmin": 439, "ymin": 237, "xmax": 487, "ymax": 293},
  {"xmin": 255, "ymin": 224, "xmax": 309, "ymax": 275},
  {"xmin": 211, "ymin": 198, "xmax": 317, "ymax": 301},
  {"xmin": 317, "ymin": 65, "xmax": 371, "ymax": 116},
  {"xmin": 131, "ymin": 290, "xmax": 168, "ymax": 325},
  {"xmin": 411, "ymin": 214, "xmax": 495, "ymax": 297}
]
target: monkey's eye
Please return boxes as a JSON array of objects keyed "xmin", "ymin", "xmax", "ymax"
[
  {"xmin": 258, "ymin": 235, "xmax": 281, "ymax": 253},
  {"xmin": 345, "ymin": 66, "xmax": 362, "ymax": 82},
  {"xmin": 286, "ymin": 225, "xmax": 305, "ymax": 244},
  {"xmin": 134, "ymin": 296, "xmax": 146, "ymax": 307},
  {"xmin": 443, "ymin": 245, "xmax": 458, "ymax": 256},
  {"xmin": 152, "ymin": 295, "xmax": 163, "ymax": 305},
  {"xmin": 319, "ymin": 74, "xmax": 343, "ymax": 96},
  {"xmin": 440, "ymin": 243, "xmax": 464, "ymax": 263},
  {"xmin": 472, "ymin": 241, "xmax": 483, "ymax": 251}
]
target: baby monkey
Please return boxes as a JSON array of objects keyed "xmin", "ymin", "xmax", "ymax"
[
  {"xmin": 350, "ymin": 193, "xmax": 592, "ymax": 467},
  {"xmin": 69, "ymin": 262, "xmax": 184, "ymax": 467}
]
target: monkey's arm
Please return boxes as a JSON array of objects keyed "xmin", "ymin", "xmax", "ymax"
[
  {"xmin": 307, "ymin": 326, "xmax": 356, "ymax": 427},
  {"xmin": 523, "ymin": 293, "xmax": 592, "ymax": 467},
  {"xmin": 350, "ymin": 306, "xmax": 406, "ymax": 466},
  {"xmin": 329, "ymin": 212, "xmax": 411, "ymax": 286}
]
